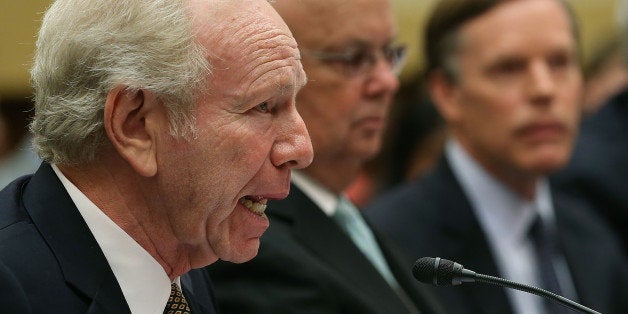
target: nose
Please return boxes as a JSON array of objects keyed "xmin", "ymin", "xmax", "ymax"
[
  {"xmin": 364, "ymin": 57, "xmax": 400, "ymax": 96},
  {"xmin": 271, "ymin": 107, "xmax": 313, "ymax": 170},
  {"xmin": 528, "ymin": 61, "xmax": 555, "ymax": 105}
]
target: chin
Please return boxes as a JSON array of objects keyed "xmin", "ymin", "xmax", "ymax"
[
  {"xmin": 523, "ymin": 143, "xmax": 571, "ymax": 171},
  {"xmin": 224, "ymin": 241, "xmax": 261, "ymax": 264},
  {"xmin": 355, "ymin": 134, "xmax": 383, "ymax": 152},
  {"xmin": 357, "ymin": 143, "xmax": 384, "ymax": 161},
  {"xmin": 529, "ymin": 153, "xmax": 571, "ymax": 175}
]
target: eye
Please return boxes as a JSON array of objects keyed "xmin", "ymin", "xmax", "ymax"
[
  {"xmin": 496, "ymin": 60, "xmax": 525, "ymax": 74},
  {"xmin": 384, "ymin": 45, "xmax": 407, "ymax": 64},
  {"xmin": 256, "ymin": 101, "xmax": 270, "ymax": 113},
  {"xmin": 343, "ymin": 49, "xmax": 370, "ymax": 69},
  {"xmin": 488, "ymin": 58, "xmax": 526, "ymax": 78},
  {"xmin": 547, "ymin": 52, "xmax": 571, "ymax": 70}
]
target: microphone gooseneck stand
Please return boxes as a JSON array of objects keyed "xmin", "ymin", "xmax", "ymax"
[
  {"xmin": 413, "ymin": 257, "xmax": 602, "ymax": 314},
  {"xmin": 469, "ymin": 271, "xmax": 601, "ymax": 314}
]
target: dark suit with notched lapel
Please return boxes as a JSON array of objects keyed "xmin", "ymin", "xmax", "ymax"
[
  {"xmin": 0, "ymin": 163, "xmax": 218, "ymax": 314},
  {"xmin": 365, "ymin": 157, "xmax": 628, "ymax": 314},
  {"xmin": 207, "ymin": 184, "xmax": 446, "ymax": 314}
]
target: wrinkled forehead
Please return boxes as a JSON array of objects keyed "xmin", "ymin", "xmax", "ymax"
[
  {"xmin": 189, "ymin": 0, "xmax": 295, "ymax": 59},
  {"xmin": 186, "ymin": 0, "xmax": 305, "ymax": 100}
]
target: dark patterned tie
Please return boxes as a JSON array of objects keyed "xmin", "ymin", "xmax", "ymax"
[
  {"xmin": 164, "ymin": 283, "xmax": 192, "ymax": 314},
  {"xmin": 529, "ymin": 216, "xmax": 568, "ymax": 314}
]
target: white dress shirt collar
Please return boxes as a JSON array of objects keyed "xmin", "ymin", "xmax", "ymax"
[
  {"xmin": 446, "ymin": 139, "xmax": 554, "ymax": 314},
  {"xmin": 290, "ymin": 170, "xmax": 339, "ymax": 217},
  {"xmin": 449, "ymin": 141, "xmax": 535, "ymax": 240},
  {"xmin": 52, "ymin": 164, "xmax": 177, "ymax": 314}
]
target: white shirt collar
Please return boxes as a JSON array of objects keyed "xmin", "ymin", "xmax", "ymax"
[
  {"xmin": 290, "ymin": 170, "xmax": 339, "ymax": 217},
  {"xmin": 51, "ymin": 164, "xmax": 176, "ymax": 314},
  {"xmin": 446, "ymin": 139, "xmax": 559, "ymax": 314},
  {"xmin": 446, "ymin": 140, "xmax": 555, "ymax": 242}
]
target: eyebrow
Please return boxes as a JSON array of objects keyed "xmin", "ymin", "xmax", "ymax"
[
  {"xmin": 320, "ymin": 36, "xmax": 398, "ymax": 52},
  {"xmin": 274, "ymin": 69, "xmax": 307, "ymax": 99},
  {"xmin": 230, "ymin": 66, "xmax": 308, "ymax": 112}
]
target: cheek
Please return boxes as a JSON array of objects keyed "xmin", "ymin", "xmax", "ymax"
[
  {"xmin": 233, "ymin": 134, "xmax": 275, "ymax": 176},
  {"xmin": 300, "ymin": 78, "xmax": 361, "ymax": 116},
  {"xmin": 556, "ymin": 91, "xmax": 583, "ymax": 127},
  {"xmin": 301, "ymin": 86, "xmax": 361, "ymax": 138},
  {"xmin": 460, "ymin": 92, "xmax": 511, "ymax": 133},
  {"xmin": 458, "ymin": 94, "xmax": 521, "ymax": 155},
  {"xmin": 200, "ymin": 124, "xmax": 269, "ymax": 181}
]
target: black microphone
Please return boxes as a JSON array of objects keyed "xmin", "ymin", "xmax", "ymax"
[{"xmin": 412, "ymin": 257, "xmax": 601, "ymax": 314}]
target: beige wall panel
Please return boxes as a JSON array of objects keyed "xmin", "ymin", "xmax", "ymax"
[{"xmin": 0, "ymin": 0, "xmax": 622, "ymax": 97}]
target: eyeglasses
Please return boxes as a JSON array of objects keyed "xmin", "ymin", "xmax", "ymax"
[{"xmin": 303, "ymin": 44, "xmax": 407, "ymax": 78}]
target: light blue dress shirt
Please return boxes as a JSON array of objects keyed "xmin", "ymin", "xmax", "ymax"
[{"xmin": 446, "ymin": 139, "xmax": 577, "ymax": 314}]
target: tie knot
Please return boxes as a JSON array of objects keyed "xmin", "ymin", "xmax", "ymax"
[
  {"xmin": 333, "ymin": 196, "xmax": 358, "ymax": 222},
  {"xmin": 528, "ymin": 215, "xmax": 558, "ymax": 247},
  {"xmin": 528, "ymin": 215, "xmax": 543, "ymax": 240},
  {"xmin": 164, "ymin": 283, "xmax": 191, "ymax": 314}
]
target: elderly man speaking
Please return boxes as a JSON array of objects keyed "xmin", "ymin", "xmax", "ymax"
[{"xmin": 0, "ymin": 0, "xmax": 313, "ymax": 313}]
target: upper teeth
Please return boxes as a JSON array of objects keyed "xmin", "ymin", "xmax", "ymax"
[{"xmin": 241, "ymin": 198, "xmax": 267, "ymax": 216}]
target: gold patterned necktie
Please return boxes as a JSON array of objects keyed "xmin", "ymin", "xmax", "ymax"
[{"xmin": 164, "ymin": 282, "xmax": 192, "ymax": 314}]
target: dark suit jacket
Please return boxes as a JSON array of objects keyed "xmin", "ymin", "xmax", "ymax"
[
  {"xmin": 366, "ymin": 157, "xmax": 628, "ymax": 314},
  {"xmin": 206, "ymin": 184, "xmax": 447, "ymax": 314},
  {"xmin": 552, "ymin": 88, "xmax": 628, "ymax": 252},
  {"xmin": 0, "ymin": 163, "xmax": 218, "ymax": 314}
]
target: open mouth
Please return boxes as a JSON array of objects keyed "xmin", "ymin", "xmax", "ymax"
[{"xmin": 239, "ymin": 196, "xmax": 268, "ymax": 216}]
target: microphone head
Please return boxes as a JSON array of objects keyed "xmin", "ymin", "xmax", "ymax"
[{"xmin": 412, "ymin": 257, "xmax": 464, "ymax": 286}]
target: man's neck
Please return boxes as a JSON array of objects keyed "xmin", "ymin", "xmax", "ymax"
[
  {"xmin": 450, "ymin": 139, "xmax": 541, "ymax": 200},
  {"xmin": 56, "ymin": 161, "xmax": 198, "ymax": 280}
]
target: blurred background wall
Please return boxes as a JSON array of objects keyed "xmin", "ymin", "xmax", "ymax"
[
  {"xmin": 392, "ymin": 0, "xmax": 624, "ymax": 81},
  {"xmin": 1, "ymin": 1, "xmax": 50, "ymax": 97},
  {"xmin": 0, "ymin": 0, "xmax": 624, "ymax": 97}
]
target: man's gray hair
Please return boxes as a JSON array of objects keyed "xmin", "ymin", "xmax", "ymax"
[{"xmin": 30, "ymin": 0, "xmax": 210, "ymax": 165}]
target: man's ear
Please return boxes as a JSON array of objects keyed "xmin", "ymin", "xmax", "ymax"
[
  {"xmin": 104, "ymin": 86, "xmax": 160, "ymax": 177},
  {"xmin": 428, "ymin": 70, "xmax": 462, "ymax": 123}
]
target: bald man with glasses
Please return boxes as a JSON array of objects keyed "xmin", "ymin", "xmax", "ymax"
[{"xmin": 206, "ymin": 0, "xmax": 445, "ymax": 313}]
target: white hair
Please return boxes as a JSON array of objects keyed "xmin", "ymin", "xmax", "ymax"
[{"xmin": 30, "ymin": 0, "xmax": 210, "ymax": 165}]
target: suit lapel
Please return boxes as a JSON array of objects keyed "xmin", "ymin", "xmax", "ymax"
[
  {"xmin": 553, "ymin": 193, "xmax": 610, "ymax": 308},
  {"xmin": 372, "ymin": 228, "xmax": 448, "ymax": 313},
  {"xmin": 270, "ymin": 185, "xmax": 411, "ymax": 313},
  {"xmin": 182, "ymin": 270, "xmax": 217, "ymax": 314},
  {"xmin": 23, "ymin": 163, "xmax": 130, "ymax": 313},
  {"xmin": 428, "ymin": 158, "xmax": 513, "ymax": 313}
]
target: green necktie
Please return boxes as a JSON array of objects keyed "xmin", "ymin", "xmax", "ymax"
[
  {"xmin": 333, "ymin": 196, "xmax": 398, "ymax": 288},
  {"xmin": 333, "ymin": 196, "xmax": 422, "ymax": 313}
]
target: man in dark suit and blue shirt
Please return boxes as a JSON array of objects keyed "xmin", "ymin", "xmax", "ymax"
[
  {"xmin": 367, "ymin": 1, "xmax": 628, "ymax": 314},
  {"xmin": 0, "ymin": 0, "xmax": 314, "ymax": 312},
  {"xmin": 207, "ymin": 0, "xmax": 445, "ymax": 313}
]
